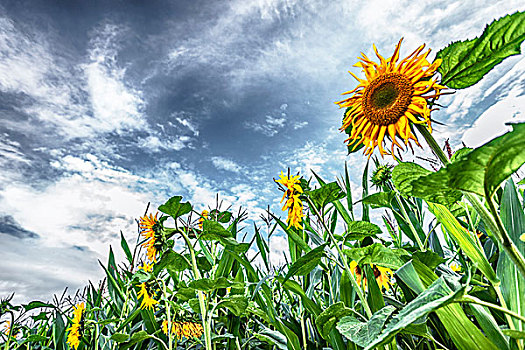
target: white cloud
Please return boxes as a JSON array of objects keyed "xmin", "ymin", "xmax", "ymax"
[{"xmin": 211, "ymin": 156, "xmax": 243, "ymax": 173}]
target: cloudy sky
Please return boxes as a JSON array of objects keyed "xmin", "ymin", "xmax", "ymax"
[{"xmin": 0, "ymin": 0, "xmax": 524, "ymax": 304}]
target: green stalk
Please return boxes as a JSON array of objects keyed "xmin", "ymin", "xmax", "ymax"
[
  {"xmin": 305, "ymin": 196, "xmax": 373, "ymax": 318},
  {"xmin": 394, "ymin": 193, "xmax": 425, "ymax": 251},
  {"xmin": 459, "ymin": 295, "xmax": 525, "ymax": 324},
  {"xmin": 179, "ymin": 230, "xmax": 212, "ymax": 350},
  {"xmin": 415, "ymin": 124, "xmax": 525, "ymax": 279},
  {"xmin": 3, "ymin": 311, "xmax": 14, "ymax": 350}
]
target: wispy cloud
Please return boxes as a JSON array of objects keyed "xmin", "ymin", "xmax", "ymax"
[{"xmin": 211, "ymin": 156, "xmax": 243, "ymax": 173}]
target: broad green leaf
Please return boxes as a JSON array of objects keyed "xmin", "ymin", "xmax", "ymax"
[
  {"xmin": 412, "ymin": 251, "xmax": 445, "ymax": 270},
  {"xmin": 158, "ymin": 196, "xmax": 192, "ymax": 219},
  {"xmin": 428, "ymin": 203, "xmax": 499, "ymax": 284},
  {"xmin": 255, "ymin": 225, "xmax": 270, "ymax": 271},
  {"xmin": 360, "ymin": 191, "xmax": 395, "ymax": 208},
  {"xmin": 272, "ymin": 214, "xmax": 311, "ymax": 253},
  {"xmin": 216, "ymin": 295, "xmax": 249, "ymax": 316},
  {"xmin": 451, "ymin": 147, "xmax": 473, "ymax": 162},
  {"xmin": 154, "ymin": 250, "xmax": 190, "ymax": 274},
  {"xmin": 18, "ymin": 334, "xmax": 48, "ymax": 345},
  {"xmin": 306, "ymin": 181, "xmax": 346, "ymax": 209},
  {"xmin": 254, "ymin": 327, "xmax": 288, "ymax": 350},
  {"xmin": 175, "ymin": 286, "xmax": 196, "ymax": 301},
  {"xmin": 118, "ymin": 330, "xmax": 153, "ymax": 350},
  {"xmin": 342, "ymin": 221, "xmax": 382, "ymax": 240},
  {"xmin": 210, "ymin": 209, "xmax": 232, "ymax": 223},
  {"xmin": 111, "ymin": 333, "xmax": 130, "ymax": 343},
  {"xmin": 437, "ymin": 11, "xmax": 525, "ymax": 89},
  {"xmin": 364, "ymin": 265, "xmax": 385, "ymax": 313},
  {"xmin": 188, "ymin": 276, "xmax": 244, "ymax": 292},
  {"xmin": 497, "ymin": 180, "xmax": 525, "ymax": 331},
  {"xmin": 276, "ymin": 277, "xmax": 322, "ymax": 316},
  {"xmin": 315, "ymin": 302, "xmax": 354, "ymax": 340},
  {"xmin": 282, "ymin": 244, "xmax": 327, "ymax": 283},
  {"xmin": 340, "ymin": 270, "xmax": 353, "ymax": 308},
  {"xmin": 343, "ymin": 243, "xmax": 409, "ymax": 269},
  {"xmin": 359, "ymin": 277, "xmax": 465, "ymax": 350},
  {"xmin": 409, "ymin": 123, "xmax": 525, "ymax": 199},
  {"xmin": 200, "ymin": 220, "xmax": 233, "ymax": 239},
  {"xmin": 392, "ymin": 162, "xmax": 462, "ymax": 206},
  {"xmin": 337, "ymin": 306, "xmax": 396, "ymax": 347}
]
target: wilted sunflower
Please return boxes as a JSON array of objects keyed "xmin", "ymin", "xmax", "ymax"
[
  {"xmin": 350, "ymin": 261, "xmax": 393, "ymax": 291},
  {"xmin": 66, "ymin": 302, "xmax": 85, "ymax": 350},
  {"xmin": 276, "ymin": 172, "xmax": 304, "ymax": 229},
  {"xmin": 336, "ymin": 38, "xmax": 444, "ymax": 157},
  {"xmin": 162, "ymin": 320, "xmax": 204, "ymax": 340},
  {"xmin": 139, "ymin": 212, "xmax": 160, "ymax": 262},
  {"xmin": 138, "ymin": 282, "xmax": 158, "ymax": 310}
]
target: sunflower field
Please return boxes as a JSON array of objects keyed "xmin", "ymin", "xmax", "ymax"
[{"xmin": 2, "ymin": 10, "xmax": 525, "ymax": 350}]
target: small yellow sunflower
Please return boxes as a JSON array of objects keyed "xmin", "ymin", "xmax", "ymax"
[
  {"xmin": 336, "ymin": 38, "xmax": 444, "ymax": 157},
  {"xmin": 3, "ymin": 320, "xmax": 10, "ymax": 335},
  {"xmin": 450, "ymin": 262, "xmax": 462, "ymax": 273},
  {"xmin": 139, "ymin": 212, "xmax": 160, "ymax": 262},
  {"xmin": 66, "ymin": 302, "xmax": 85, "ymax": 350},
  {"xmin": 198, "ymin": 210, "xmax": 209, "ymax": 229},
  {"xmin": 350, "ymin": 261, "xmax": 393, "ymax": 292},
  {"xmin": 275, "ymin": 172, "xmax": 304, "ymax": 229},
  {"xmin": 138, "ymin": 282, "xmax": 158, "ymax": 310},
  {"xmin": 162, "ymin": 320, "xmax": 204, "ymax": 340}
]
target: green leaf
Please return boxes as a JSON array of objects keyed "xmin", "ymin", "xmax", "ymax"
[
  {"xmin": 306, "ymin": 181, "xmax": 346, "ymax": 209},
  {"xmin": 154, "ymin": 250, "xmax": 191, "ymax": 274},
  {"xmin": 412, "ymin": 251, "xmax": 445, "ymax": 270},
  {"xmin": 469, "ymin": 304, "xmax": 509, "ymax": 350},
  {"xmin": 188, "ymin": 277, "xmax": 243, "ymax": 292},
  {"xmin": 200, "ymin": 220, "xmax": 233, "ymax": 239},
  {"xmin": 120, "ymin": 231, "xmax": 133, "ymax": 264},
  {"xmin": 23, "ymin": 301, "xmax": 55, "ymax": 311},
  {"xmin": 217, "ymin": 295, "xmax": 249, "ymax": 317},
  {"xmin": 342, "ymin": 221, "xmax": 382, "ymax": 240},
  {"xmin": 315, "ymin": 302, "xmax": 357, "ymax": 341},
  {"xmin": 343, "ymin": 243, "xmax": 409, "ymax": 269},
  {"xmin": 409, "ymin": 123, "xmax": 525, "ymax": 199},
  {"xmin": 346, "ymin": 277, "xmax": 465, "ymax": 350},
  {"xmin": 254, "ymin": 327, "xmax": 288, "ymax": 350},
  {"xmin": 392, "ymin": 162, "xmax": 462, "ymax": 206},
  {"xmin": 282, "ymin": 244, "xmax": 327, "ymax": 283},
  {"xmin": 18, "ymin": 334, "xmax": 48, "ymax": 345},
  {"xmin": 502, "ymin": 329, "xmax": 525, "ymax": 339},
  {"xmin": 158, "ymin": 196, "xmax": 192, "ymax": 219},
  {"xmin": 437, "ymin": 11, "xmax": 525, "ymax": 89},
  {"xmin": 111, "ymin": 333, "xmax": 130, "ymax": 343},
  {"xmin": 210, "ymin": 209, "xmax": 232, "ymax": 223},
  {"xmin": 497, "ymin": 180, "xmax": 525, "ymax": 331},
  {"xmin": 337, "ymin": 306, "xmax": 396, "ymax": 347},
  {"xmin": 360, "ymin": 191, "xmax": 395, "ymax": 208},
  {"xmin": 428, "ymin": 203, "xmax": 499, "ymax": 284},
  {"xmin": 118, "ymin": 330, "xmax": 153, "ymax": 350}
]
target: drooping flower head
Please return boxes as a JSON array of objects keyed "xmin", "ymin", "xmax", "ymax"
[
  {"xmin": 275, "ymin": 171, "xmax": 304, "ymax": 229},
  {"xmin": 198, "ymin": 210, "xmax": 209, "ymax": 229},
  {"xmin": 3, "ymin": 320, "xmax": 10, "ymax": 335},
  {"xmin": 450, "ymin": 262, "xmax": 462, "ymax": 273},
  {"xmin": 162, "ymin": 320, "xmax": 204, "ymax": 340},
  {"xmin": 139, "ymin": 212, "xmax": 161, "ymax": 262},
  {"xmin": 66, "ymin": 302, "xmax": 85, "ymax": 350},
  {"xmin": 336, "ymin": 38, "xmax": 444, "ymax": 158},
  {"xmin": 350, "ymin": 261, "xmax": 393, "ymax": 292},
  {"xmin": 138, "ymin": 282, "xmax": 158, "ymax": 310},
  {"xmin": 371, "ymin": 164, "xmax": 394, "ymax": 189}
]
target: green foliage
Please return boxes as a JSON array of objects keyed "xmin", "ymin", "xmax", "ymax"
[
  {"xmin": 158, "ymin": 195, "xmax": 192, "ymax": 219},
  {"xmin": 305, "ymin": 181, "xmax": 346, "ymax": 209},
  {"xmin": 404, "ymin": 123, "xmax": 525, "ymax": 199},
  {"xmin": 344, "ymin": 243, "xmax": 409, "ymax": 269},
  {"xmin": 437, "ymin": 11, "xmax": 525, "ymax": 88}
]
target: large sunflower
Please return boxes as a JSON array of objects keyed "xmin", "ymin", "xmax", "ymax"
[{"xmin": 336, "ymin": 38, "xmax": 444, "ymax": 157}]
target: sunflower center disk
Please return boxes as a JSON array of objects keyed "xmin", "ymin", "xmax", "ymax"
[{"xmin": 363, "ymin": 73, "xmax": 414, "ymax": 126}]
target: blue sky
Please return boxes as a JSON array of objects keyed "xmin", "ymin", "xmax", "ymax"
[{"xmin": 0, "ymin": 0, "xmax": 524, "ymax": 303}]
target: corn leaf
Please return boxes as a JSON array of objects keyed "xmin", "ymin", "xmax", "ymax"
[
  {"xmin": 497, "ymin": 180, "xmax": 525, "ymax": 332},
  {"xmin": 437, "ymin": 11, "xmax": 525, "ymax": 89},
  {"xmin": 343, "ymin": 243, "xmax": 409, "ymax": 270},
  {"xmin": 427, "ymin": 203, "xmax": 499, "ymax": 284}
]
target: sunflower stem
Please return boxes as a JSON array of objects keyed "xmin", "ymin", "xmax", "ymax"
[
  {"xmin": 394, "ymin": 193, "xmax": 425, "ymax": 251},
  {"xmin": 179, "ymin": 229, "xmax": 213, "ymax": 350},
  {"xmin": 305, "ymin": 196, "xmax": 373, "ymax": 318}
]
